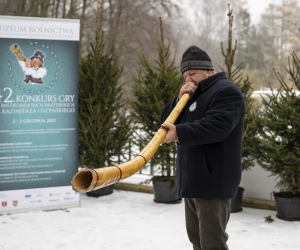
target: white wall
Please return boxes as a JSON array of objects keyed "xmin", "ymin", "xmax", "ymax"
[
  {"xmin": 240, "ymin": 162, "xmax": 280, "ymax": 201},
  {"xmin": 122, "ymin": 163, "xmax": 281, "ymax": 201}
]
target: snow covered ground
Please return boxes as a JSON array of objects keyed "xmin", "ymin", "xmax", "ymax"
[{"xmin": 1, "ymin": 190, "xmax": 300, "ymax": 250}]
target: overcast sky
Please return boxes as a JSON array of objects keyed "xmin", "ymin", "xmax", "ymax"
[
  {"xmin": 180, "ymin": 0, "xmax": 275, "ymax": 26},
  {"xmin": 246, "ymin": 0, "xmax": 272, "ymax": 23}
]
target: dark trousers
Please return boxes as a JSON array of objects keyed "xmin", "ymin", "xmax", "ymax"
[{"xmin": 185, "ymin": 198, "xmax": 231, "ymax": 250}]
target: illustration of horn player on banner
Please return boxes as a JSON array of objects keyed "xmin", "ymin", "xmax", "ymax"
[
  {"xmin": 0, "ymin": 16, "xmax": 80, "ymax": 214},
  {"xmin": 11, "ymin": 44, "xmax": 47, "ymax": 84}
]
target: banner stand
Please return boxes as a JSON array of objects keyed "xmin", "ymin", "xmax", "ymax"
[{"xmin": 0, "ymin": 16, "xmax": 80, "ymax": 214}]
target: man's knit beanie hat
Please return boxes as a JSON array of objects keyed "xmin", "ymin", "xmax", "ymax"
[{"xmin": 180, "ymin": 46, "xmax": 214, "ymax": 75}]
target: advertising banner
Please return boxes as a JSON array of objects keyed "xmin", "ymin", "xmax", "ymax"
[{"xmin": 0, "ymin": 16, "xmax": 80, "ymax": 214}]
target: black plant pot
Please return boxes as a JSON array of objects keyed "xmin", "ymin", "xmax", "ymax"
[
  {"xmin": 274, "ymin": 192, "xmax": 300, "ymax": 221},
  {"xmin": 153, "ymin": 180, "xmax": 179, "ymax": 203},
  {"xmin": 86, "ymin": 184, "xmax": 114, "ymax": 197},
  {"xmin": 231, "ymin": 187, "xmax": 244, "ymax": 213}
]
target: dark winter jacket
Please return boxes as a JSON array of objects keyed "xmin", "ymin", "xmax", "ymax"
[{"xmin": 160, "ymin": 72, "xmax": 245, "ymax": 199}]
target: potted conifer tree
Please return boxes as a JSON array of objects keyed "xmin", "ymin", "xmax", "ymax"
[
  {"xmin": 219, "ymin": 5, "xmax": 257, "ymax": 212},
  {"xmin": 78, "ymin": 19, "xmax": 131, "ymax": 198},
  {"xmin": 129, "ymin": 18, "xmax": 184, "ymax": 203},
  {"xmin": 250, "ymin": 51, "xmax": 300, "ymax": 221}
]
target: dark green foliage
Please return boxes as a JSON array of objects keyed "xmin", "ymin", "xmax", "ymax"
[
  {"xmin": 250, "ymin": 52, "xmax": 300, "ymax": 195},
  {"xmin": 219, "ymin": 5, "xmax": 257, "ymax": 171},
  {"xmin": 239, "ymin": 75, "xmax": 258, "ymax": 171},
  {"xmin": 264, "ymin": 215, "xmax": 274, "ymax": 223},
  {"xmin": 78, "ymin": 29, "xmax": 131, "ymax": 169},
  {"xmin": 129, "ymin": 18, "xmax": 184, "ymax": 181}
]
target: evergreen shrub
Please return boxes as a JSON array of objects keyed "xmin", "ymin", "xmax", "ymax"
[
  {"xmin": 220, "ymin": 5, "xmax": 257, "ymax": 172},
  {"xmin": 251, "ymin": 51, "xmax": 300, "ymax": 196},
  {"xmin": 129, "ymin": 18, "xmax": 184, "ymax": 185},
  {"xmin": 78, "ymin": 30, "xmax": 131, "ymax": 169}
]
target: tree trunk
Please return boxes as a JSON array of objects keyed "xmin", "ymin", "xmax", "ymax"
[
  {"xmin": 62, "ymin": 0, "xmax": 66, "ymax": 18},
  {"xmin": 79, "ymin": 0, "xmax": 88, "ymax": 54},
  {"xmin": 55, "ymin": 0, "xmax": 60, "ymax": 18}
]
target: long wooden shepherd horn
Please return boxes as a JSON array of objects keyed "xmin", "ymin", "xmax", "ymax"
[{"xmin": 71, "ymin": 93, "xmax": 190, "ymax": 193}]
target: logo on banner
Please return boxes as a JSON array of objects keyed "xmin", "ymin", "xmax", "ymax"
[
  {"xmin": 64, "ymin": 197, "xmax": 74, "ymax": 201},
  {"xmin": 11, "ymin": 45, "xmax": 47, "ymax": 85},
  {"xmin": 66, "ymin": 192, "xmax": 70, "ymax": 195},
  {"xmin": 13, "ymin": 201, "xmax": 18, "ymax": 206},
  {"xmin": 2, "ymin": 201, "xmax": 7, "ymax": 207},
  {"xmin": 49, "ymin": 199, "xmax": 59, "ymax": 202},
  {"xmin": 25, "ymin": 194, "xmax": 32, "ymax": 199},
  {"xmin": 50, "ymin": 193, "xmax": 61, "ymax": 196},
  {"xmin": 189, "ymin": 102, "xmax": 197, "ymax": 112},
  {"xmin": 37, "ymin": 194, "xmax": 43, "ymax": 197},
  {"xmin": 8, "ymin": 41, "xmax": 60, "ymax": 94}
]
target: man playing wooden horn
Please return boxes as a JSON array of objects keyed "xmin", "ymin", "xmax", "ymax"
[
  {"xmin": 161, "ymin": 46, "xmax": 245, "ymax": 250},
  {"xmin": 17, "ymin": 50, "xmax": 47, "ymax": 84}
]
